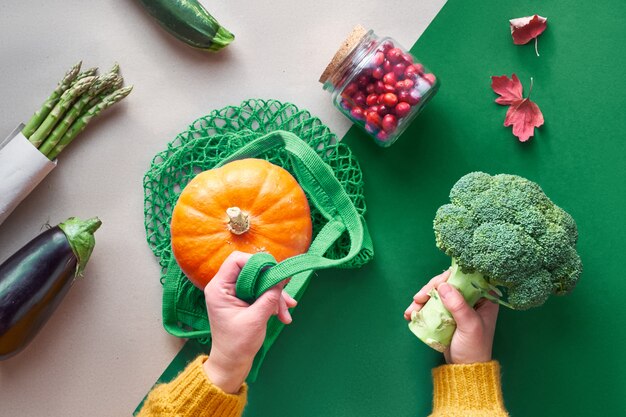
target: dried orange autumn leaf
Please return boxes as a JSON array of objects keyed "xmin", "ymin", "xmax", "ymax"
[
  {"xmin": 491, "ymin": 74, "xmax": 544, "ymax": 142},
  {"xmin": 510, "ymin": 15, "xmax": 547, "ymax": 56}
]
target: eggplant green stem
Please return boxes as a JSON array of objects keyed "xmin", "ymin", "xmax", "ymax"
[{"xmin": 58, "ymin": 217, "xmax": 102, "ymax": 277}]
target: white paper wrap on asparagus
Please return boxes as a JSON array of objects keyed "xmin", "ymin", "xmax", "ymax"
[{"xmin": 0, "ymin": 125, "xmax": 57, "ymax": 226}]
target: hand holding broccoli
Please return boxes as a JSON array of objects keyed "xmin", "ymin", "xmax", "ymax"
[
  {"xmin": 409, "ymin": 172, "xmax": 582, "ymax": 352},
  {"xmin": 405, "ymin": 269, "xmax": 499, "ymax": 364}
]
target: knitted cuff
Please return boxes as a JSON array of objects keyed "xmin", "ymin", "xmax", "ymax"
[
  {"xmin": 140, "ymin": 355, "xmax": 247, "ymax": 417},
  {"xmin": 431, "ymin": 360, "xmax": 507, "ymax": 415}
]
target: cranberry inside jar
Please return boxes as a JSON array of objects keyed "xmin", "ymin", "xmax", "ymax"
[{"xmin": 319, "ymin": 25, "xmax": 439, "ymax": 147}]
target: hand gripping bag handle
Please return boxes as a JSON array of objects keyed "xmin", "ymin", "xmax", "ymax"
[{"xmin": 163, "ymin": 130, "xmax": 373, "ymax": 380}]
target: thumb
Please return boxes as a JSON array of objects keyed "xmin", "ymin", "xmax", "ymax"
[{"xmin": 438, "ymin": 283, "xmax": 481, "ymax": 334}]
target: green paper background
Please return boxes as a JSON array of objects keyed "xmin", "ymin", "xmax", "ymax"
[
  {"xmin": 137, "ymin": 0, "xmax": 626, "ymax": 415},
  {"xmin": 245, "ymin": 0, "xmax": 626, "ymax": 416}
]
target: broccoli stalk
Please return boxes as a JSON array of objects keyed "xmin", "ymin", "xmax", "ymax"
[
  {"xmin": 409, "ymin": 172, "xmax": 582, "ymax": 352},
  {"xmin": 409, "ymin": 259, "xmax": 499, "ymax": 352}
]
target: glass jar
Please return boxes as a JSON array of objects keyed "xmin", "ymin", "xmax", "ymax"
[{"xmin": 319, "ymin": 25, "xmax": 439, "ymax": 147}]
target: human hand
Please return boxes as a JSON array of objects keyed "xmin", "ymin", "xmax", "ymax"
[
  {"xmin": 404, "ymin": 269, "xmax": 499, "ymax": 364},
  {"xmin": 203, "ymin": 251, "xmax": 297, "ymax": 393}
]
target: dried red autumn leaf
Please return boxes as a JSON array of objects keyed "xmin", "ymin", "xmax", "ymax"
[
  {"xmin": 510, "ymin": 15, "xmax": 547, "ymax": 44},
  {"xmin": 510, "ymin": 15, "xmax": 547, "ymax": 56},
  {"xmin": 491, "ymin": 74, "xmax": 523, "ymax": 105},
  {"xmin": 491, "ymin": 74, "xmax": 544, "ymax": 142},
  {"xmin": 504, "ymin": 99, "xmax": 544, "ymax": 142}
]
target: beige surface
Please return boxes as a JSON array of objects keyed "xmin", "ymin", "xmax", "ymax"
[{"xmin": 0, "ymin": 1, "xmax": 445, "ymax": 415}]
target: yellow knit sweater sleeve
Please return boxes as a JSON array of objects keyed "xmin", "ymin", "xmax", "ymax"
[
  {"xmin": 429, "ymin": 360, "xmax": 509, "ymax": 417},
  {"xmin": 137, "ymin": 356, "xmax": 507, "ymax": 416},
  {"xmin": 137, "ymin": 355, "xmax": 247, "ymax": 417}
]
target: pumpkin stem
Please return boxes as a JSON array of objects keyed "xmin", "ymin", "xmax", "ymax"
[{"xmin": 227, "ymin": 207, "xmax": 249, "ymax": 235}]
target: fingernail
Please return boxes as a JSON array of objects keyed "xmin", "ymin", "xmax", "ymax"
[{"xmin": 438, "ymin": 283, "xmax": 451, "ymax": 299}]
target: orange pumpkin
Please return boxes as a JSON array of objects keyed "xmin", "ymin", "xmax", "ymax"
[{"xmin": 170, "ymin": 158, "xmax": 313, "ymax": 289}]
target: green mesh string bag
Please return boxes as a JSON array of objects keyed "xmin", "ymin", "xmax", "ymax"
[{"xmin": 143, "ymin": 99, "xmax": 374, "ymax": 380}]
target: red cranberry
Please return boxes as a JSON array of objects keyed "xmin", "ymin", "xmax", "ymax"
[
  {"xmin": 375, "ymin": 80, "xmax": 385, "ymax": 94},
  {"xmin": 406, "ymin": 89, "xmax": 421, "ymax": 105},
  {"xmin": 372, "ymin": 67, "xmax": 384, "ymax": 79},
  {"xmin": 343, "ymin": 82, "xmax": 358, "ymax": 97},
  {"xmin": 381, "ymin": 41, "xmax": 394, "ymax": 52},
  {"xmin": 372, "ymin": 52, "xmax": 385, "ymax": 67},
  {"xmin": 382, "ymin": 114, "xmax": 398, "ymax": 133},
  {"xmin": 423, "ymin": 73, "xmax": 437, "ymax": 85},
  {"xmin": 368, "ymin": 104, "xmax": 380, "ymax": 115},
  {"xmin": 398, "ymin": 90, "xmax": 410, "ymax": 102},
  {"xmin": 366, "ymin": 93, "xmax": 379, "ymax": 107},
  {"xmin": 393, "ymin": 63, "xmax": 406, "ymax": 77},
  {"xmin": 377, "ymin": 105, "xmax": 390, "ymax": 116},
  {"xmin": 383, "ymin": 84, "xmax": 396, "ymax": 93},
  {"xmin": 404, "ymin": 64, "xmax": 424, "ymax": 79},
  {"xmin": 377, "ymin": 131, "xmax": 390, "ymax": 141},
  {"xmin": 381, "ymin": 93, "xmax": 398, "ymax": 107},
  {"xmin": 357, "ymin": 74, "xmax": 369, "ymax": 87},
  {"xmin": 395, "ymin": 102, "xmax": 411, "ymax": 118},
  {"xmin": 353, "ymin": 91, "xmax": 366, "ymax": 107},
  {"xmin": 396, "ymin": 79, "xmax": 414, "ymax": 91},
  {"xmin": 350, "ymin": 106, "xmax": 365, "ymax": 120},
  {"xmin": 402, "ymin": 53, "xmax": 414, "ymax": 64},
  {"xmin": 383, "ymin": 72, "xmax": 397, "ymax": 85},
  {"xmin": 340, "ymin": 99, "xmax": 352, "ymax": 111},
  {"xmin": 386, "ymin": 47, "xmax": 404, "ymax": 64},
  {"xmin": 365, "ymin": 83, "xmax": 376, "ymax": 94},
  {"xmin": 383, "ymin": 60, "xmax": 392, "ymax": 73},
  {"xmin": 365, "ymin": 123, "xmax": 379, "ymax": 134},
  {"xmin": 366, "ymin": 111, "xmax": 382, "ymax": 127},
  {"xmin": 404, "ymin": 66, "xmax": 417, "ymax": 79}
]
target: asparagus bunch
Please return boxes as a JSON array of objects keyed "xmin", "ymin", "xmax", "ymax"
[{"xmin": 21, "ymin": 61, "xmax": 132, "ymax": 160}]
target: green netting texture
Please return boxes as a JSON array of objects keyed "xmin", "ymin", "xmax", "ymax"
[{"xmin": 143, "ymin": 99, "xmax": 371, "ymax": 339}]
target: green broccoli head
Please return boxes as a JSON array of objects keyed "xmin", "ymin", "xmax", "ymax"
[{"xmin": 434, "ymin": 172, "xmax": 582, "ymax": 310}]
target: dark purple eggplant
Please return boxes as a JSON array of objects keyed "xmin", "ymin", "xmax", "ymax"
[{"xmin": 0, "ymin": 216, "xmax": 101, "ymax": 360}]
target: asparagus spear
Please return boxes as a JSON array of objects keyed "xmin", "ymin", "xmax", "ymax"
[
  {"xmin": 22, "ymin": 61, "xmax": 82, "ymax": 138},
  {"xmin": 88, "ymin": 69, "xmax": 123, "ymax": 108},
  {"xmin": 109, "ymin": 62, "xmax": 120, "ymax": 75},
  {"xmin": 29, "ymin": 76, "xmax": 97, "ymax": 148},
  {"xmin": 71, "ymin": 67, "xmax": 98, "ymax": 85},
  {"xmin": 39, "ymin": 72, "xmax": 120, "ymax": 156},
  {"xmin": 46, "ymin": 86, "xmax": 133, "ymax": 160}
]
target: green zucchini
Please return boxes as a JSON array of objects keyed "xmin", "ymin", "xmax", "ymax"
[{"xmin": 138, "ymin": 0, "xmax": 234, "ymax": 51}]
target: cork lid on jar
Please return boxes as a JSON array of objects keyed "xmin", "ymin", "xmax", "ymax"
[{"xmin": 319, "ymin": 25, "xmax": 367, "ymax": 85}]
